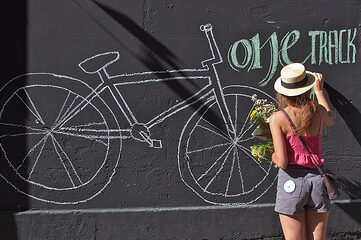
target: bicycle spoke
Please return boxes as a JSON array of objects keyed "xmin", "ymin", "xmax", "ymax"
[
  {"xmin": 197, "ymin": 144, "xmax": 233, "ymax": 182},
  {"xmin": 50, "ymin": 135, "xmax": 82, "ymax": 187},
  {"xmin": 57, "ymin": 91, "xmax": 99, "ymax": 129},
  {"xmin": 237, "ymin": 136, "xmax": 255, "ymax": 143},
  {"xmin": 0, "ymin": 123, "xmax": 46, "ymax": 133},
  {"xmin": 236, "ymin": 144, "xmax": 267, "ymax": 173},
  {"xmin": 238, "ymin": 123, "xmax": 255, "ymax": 141},
  {"xmin": 15, "ymin": 92, "xmax": 44, "ymax": 125},
  {"xmin": 225, "ymin": 146, "xmax": 237, "ymax": 195},
  {"xmin": 204, "ymin": 146, "xmax": 233, "ymax": 191},
  {"xmin": 55, "ymin": 95, "xmax": 80, "ymax": 128},
  {"xmin": 0, "ymin": 132, "xmax": 45, "ymax": 139},
  {"xmin": 16, "ymin": 133, "xmax": 50, "ymax": 171},
  {"xmin": 28, "ymin": 134, "xmax": 50, "ymax": 179},
  {"xmin": 53, "ymin": 91, "xmax": 72, "ymax": 126},
  {"xmin": 187, "ymin": 142, "xmax": 231, "ymax": 155},
  {"xmin": 237, "ymin": 102, "xmax": 256, "ymax": 140},
  {"xmin": 196, "ymin": 124, "xmax": 230, "ymax": 142},
  {"xmin": 199, "ymin": 117, "xmax": 232, "ymax": 140},
  {"xmin": 235, "ymin": 148, "xmax": 245, "ymax": 193},
  {"xmin": 234, "ymin": 95, "xmax": 238, "ymax": 136},
  {"xmin": 23, "ymin": 88, "xmax": 45, "ymax": 125}
]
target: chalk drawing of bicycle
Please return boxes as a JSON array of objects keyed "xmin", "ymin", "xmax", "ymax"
[{"xmin": 0, "ymin": 24, "xmax": 277, "ymax": 205}]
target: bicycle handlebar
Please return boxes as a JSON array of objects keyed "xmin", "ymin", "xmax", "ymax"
[{"xmin": 200, "ymin": 24, "xmax": 212, "ymax": 32}]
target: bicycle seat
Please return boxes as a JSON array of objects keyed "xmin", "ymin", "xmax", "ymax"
[{"xmin": 79, "ymin": 52, "xmax": 120, "ymax": 74}]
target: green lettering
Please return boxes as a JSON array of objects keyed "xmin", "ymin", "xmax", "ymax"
[
  {"xmin": 308, "ymin": 31, "xmax": 320, "ymax": 65},
  {"xmin": 227, "ymin": 39, "xmax": 253, "ymax": 71},
  {"xmin": 250, "ymin": 34, "xmax": 262, "ymax": 70},
  {"xmin": 280, "ymin": 30, "xmax": 301, "ymax": 66},
  {"xmin": 258, "ymin": 32, "xmax": 278, "ymax": 86},
  {"xmin": 328, "ymin": 30, "xmax": 338, "ymax": 64},
  {"xmin": 347, "ymin": 28, "xmax": 357, "ymax": 63},
  {"xmin": 319, "ymin": 31, "xmax": 328, "ymax": 65},
  {"xmin": 339, "ymin": 29, "xmax": 347, "ymax": 63}
]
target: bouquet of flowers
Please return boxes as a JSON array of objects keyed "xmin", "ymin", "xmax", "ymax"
[{"xmin": 249, "ymin": 94, "xmax": 277, "ymax": 163}]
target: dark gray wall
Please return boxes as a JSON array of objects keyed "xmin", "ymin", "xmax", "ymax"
[{"xmin": 0, "ymin": 0, "xmax": 360, "ymax": 239}]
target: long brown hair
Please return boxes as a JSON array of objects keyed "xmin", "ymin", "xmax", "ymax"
[{"xmin": 276, "ymin": 90, "xmax": 318, "ymax": 136}]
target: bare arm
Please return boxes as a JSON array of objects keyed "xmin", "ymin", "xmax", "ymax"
[
  {"xmin": 313, "ymin": 73, "xmax": 334, "ymax": 127},
  {"xmin": 269, "ymin": 112, "xmax": 288, "ymax": 169}
]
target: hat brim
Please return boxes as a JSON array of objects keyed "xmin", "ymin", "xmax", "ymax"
[{"xmin": 274, "ymin": 71, "xmax": 316, "ymax": 96}]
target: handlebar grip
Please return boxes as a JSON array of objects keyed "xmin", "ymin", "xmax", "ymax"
[{"xmin": 200, "ymin": 24, "xmax": 212, "ymax": 32}]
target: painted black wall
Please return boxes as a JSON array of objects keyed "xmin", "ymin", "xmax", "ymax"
[{"xmin": 0, "ymin": 0, "xmax": 360, "ymax": 239}]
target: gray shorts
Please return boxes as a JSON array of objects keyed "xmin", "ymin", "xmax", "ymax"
[{"xmin": 274, "ymin": 165, "xmax": 330, "ymax": 215}]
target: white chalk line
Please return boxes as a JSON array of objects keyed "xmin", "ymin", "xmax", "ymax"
[
  {"xmin": 56, "ymin": 84, "xmax": 105, "ymax": 129},
  {"xmin": 23, "ymin": 88, "xmax": 45, "ymax": 125},
  {"xmin": 0, "ymin": 122, "xmax": 47, "ymax": 133},
  {"xmin": 225, "ymin": 146, "xmax": 237, "ymax": 195},
  {"xmin": 200, "ymin": 117, "xmax": 231, "ymax": 140},
  {"xmin": 113, "ymin": 76, "xmax": 209, "ymax": 86},
  {"xmin": 28, "ymin": 134, "xmax": 50, "ymax": 179},
  {"xmin": 237, "ymin": 103, "xmax": 255, "ymax": 141},
  {"xmin": 16, "ymin": 133, "xmax": 50, "ymax": 171},
  {"xmin": 146, "ymin": 84, "xmax": 212, "ymax": 129},
  {"xmin": 54, "ymin": 91, "xmax": 72, "ymax": 126},
  {"xmin": 204, "ymin": 145, "xmax": 233, "ymax": 191},
  {"xmin": 50, "ymin": 135, "xmax": 76, "ymax": 187},
  {"xmin": 234, "ymin": 95, "xmax": 238, "ymax": 136},
  {"xmin": 196, "ymin": 124, "xmax": 230, "ymax": 142},
  {"xmin": 196, "ymin": 144, "xmax": 233, "ymax": 182},
  {"xmin": 13, "ymin": 198, "xmax": 361, "ymax": 215},
  {"xmin": 15, "ymin": 92, "xmax": 44, "ymax": 125},
  {"xmin": 64, "ymin": 122, "xmax": 106, "ymax": 129},
  {"xmin": 0, "ymin": 132, "xmax": 45, "ymax": 139},
  {"xmin": 111, "ymin": 68, "xmax": 209, "ymax": 78},
  {"xmin": 55, "ymin": 95, "xmax": 80, "ymax": 129},
  {"xmin": 51, "ymin": 135, "xmax": 83, "ymax": 186},
  {"xmin": 236, "ymin": 147, "xmax": 245, "ymax": 193},
  {"xmin": 187, "ymin": 142, "xmax": 231, "ymax": 155},
  {"xmin": 53, "ymin": 130, "xmax": 109, "ymax": 147},
  {"xmin": 236, "ymin": 144, "xmax": 267, "ymax": 173}
]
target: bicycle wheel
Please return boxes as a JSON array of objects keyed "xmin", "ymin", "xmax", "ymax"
[
  {"xmin": 178, "ymin": 85, "xmax": 277, "ymax": 205},
  {"xmin": 0, "ymin": 73, "xmax": 122, "ymax": 204}
]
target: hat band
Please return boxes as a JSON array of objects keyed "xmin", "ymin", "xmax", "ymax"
[{"xmin": 281, "ymin": 75, "xmax": 308, "ymax": 89}]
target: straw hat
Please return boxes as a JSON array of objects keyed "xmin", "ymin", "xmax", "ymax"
[{"xmin": 274, "ymin": 63, "xmax": 316, "ymax": 96}]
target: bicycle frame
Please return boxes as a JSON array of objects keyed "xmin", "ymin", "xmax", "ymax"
[{"xmin": 58, "ymin": 24, "xmax": 236, "ymax": 148}]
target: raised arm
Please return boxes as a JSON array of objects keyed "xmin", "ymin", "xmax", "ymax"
[{"xmin": 313, "ymin": 73, "xmax": 334, "ymax": 127}]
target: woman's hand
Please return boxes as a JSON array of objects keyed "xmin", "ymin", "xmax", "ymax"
[{"xmin": 313, "ymin": 72, "xmax": 324, "ymax": 93}]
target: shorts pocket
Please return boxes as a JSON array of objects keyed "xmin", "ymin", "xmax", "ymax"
[{"xmin": 276, "ymin": 171, "xmax": 304, "ymax": 199}]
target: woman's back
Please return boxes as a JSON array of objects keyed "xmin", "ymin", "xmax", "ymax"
[
  {"xmin": 281, "ymin": 105, "xmax": 324, "ymax": 168},
  {"xmin": 281, "ymin": 105, "xmax": 323, "ymax": 137}
]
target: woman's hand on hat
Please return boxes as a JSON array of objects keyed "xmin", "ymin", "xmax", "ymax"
[{"xmin": 314, "ymin": 72, "xmax": 324, "ymax": 93}]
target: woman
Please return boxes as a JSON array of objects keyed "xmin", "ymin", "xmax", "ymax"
[{"xmin": 269, "ymin": 63, "xmax": 334, "ymax": 240}]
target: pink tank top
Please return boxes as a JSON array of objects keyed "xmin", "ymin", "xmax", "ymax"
[{"xmin": 282, "ymin": 110, "xmax": 324, "ymax": 168}]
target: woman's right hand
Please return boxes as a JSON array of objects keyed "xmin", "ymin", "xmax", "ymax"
[{"xmin": 313, "ymin": 72, "xmax": 324, "ymax": 92}]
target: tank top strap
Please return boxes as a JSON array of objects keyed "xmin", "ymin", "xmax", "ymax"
[{"xmin": 281, "ymin": 110, "xmax": 296, "ymax": 135}]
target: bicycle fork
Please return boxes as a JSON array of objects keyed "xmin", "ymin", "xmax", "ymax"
[{"xmin": 201, "ymin": 24, "xmax": 236, "ymax": 138}]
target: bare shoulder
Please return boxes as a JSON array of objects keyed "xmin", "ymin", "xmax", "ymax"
[{"xmin": 269, "ymin": 111, "xmax": 284, "ymax": 126}]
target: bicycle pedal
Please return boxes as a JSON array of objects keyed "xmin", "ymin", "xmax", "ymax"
[{"xmin": 151, "ymin": 139, "xmax": 162, "ymax": 149}]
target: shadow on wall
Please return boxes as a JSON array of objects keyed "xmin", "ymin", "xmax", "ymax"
[
  {"xmin": 73, "ymin": 0, "xmax": 227, "ymax": 131},
  {"xmin": 335, "ymin": 202, "xmax": 361, "ymax": 225},
  {"xmin": 337, "ymin": 177, "xmax": 361, "ymax": 200},
  {"xmin": 0, "ymin": 1, "xmax": 28, "ymax": 240},
  {"xmin": 325, "ymin": 83, "xmax": 361, "ymax": 224},
  {"xmin": 324, "ymin": 82, "xmax": 361, "ymax": 146}
]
